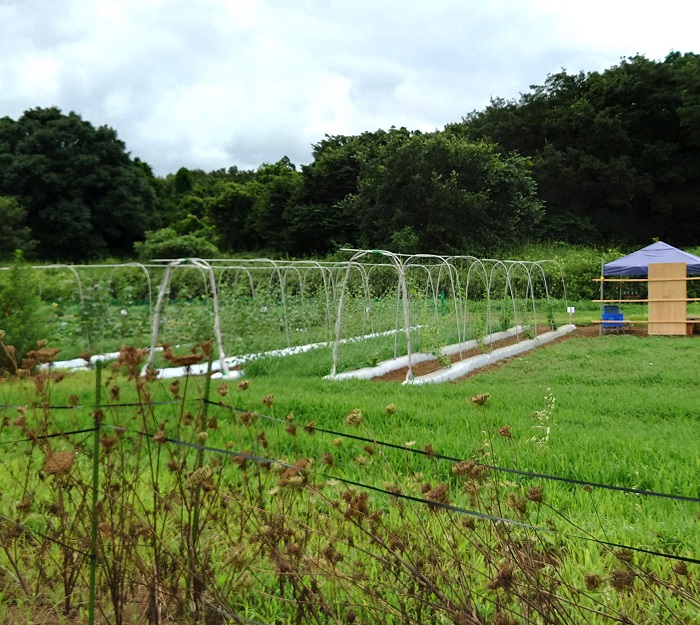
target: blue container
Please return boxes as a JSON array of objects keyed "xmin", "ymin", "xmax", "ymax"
[{"xmin": 602, "ymin": 312, "xmax": 624, "ymax": 327}]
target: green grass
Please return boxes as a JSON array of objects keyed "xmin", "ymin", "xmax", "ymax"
[
  {"xmin": 0, "ymin": 330, "xmax": 698, "ymax": 623},
  {"xmin": 234, "ymin": 331, "xmax": 699, "ymax": 544}
]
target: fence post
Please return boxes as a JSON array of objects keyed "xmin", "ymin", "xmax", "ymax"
[
  {"xmin": 88, "ymin": 361, "xmax": 102, "ymax": 625},
  {"xmin": 190, "ymin": 352, "xmax": 213, "ymax": 621}
]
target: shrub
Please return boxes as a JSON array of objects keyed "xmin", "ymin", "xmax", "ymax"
[
  {"xmin": 134, "ymin": 227, "xmax": 221, "ymax": 261},
  {"xmin": 0, "ymin": 251, "xmax": 48, "ymax": 360}
]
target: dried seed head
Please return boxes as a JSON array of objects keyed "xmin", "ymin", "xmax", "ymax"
[
  {"xmin": 232, "ymin": 452, "xmax": 251, "ymax": 470},
  {"xmin": 303, "ymin": 421, "xmax": 316, "ymax": 435},
  {"xmin": 98, "ymin": 523, "xmax": 113, "ymax": 537},
  {"xmin": 332, "ymin": 437, "xmax": 343, "ymax": 447},
  {"xmin": 610, "ymin": 569, "xmax": 636, "ymax": 591},
  {"xmin": 673, "ymin": 562, "xmax": 689, "ymax": 577},
  {"xmin": 452, "ymin": 460, "xmax": 488, "ymax": 479},
  {"xmin": 487, "ymin": 561, "xmax": 514, "ymax": 590},
  {"xmin": 584, "ymin": 573, "xmax": 601, "ymax": 590},
  {"xmin": 152, "ymin": 430, "xmax": 167, "ymax": 444},
  {"xmin": 217, "ymin": 382, "xmax": 229, "ymax": 397},
  {"xmin": 527, "ymin": 485, "xmax": 544, "ymax": 503},
  {"xmin": 615, "ymin": 549, "xmax": 633, "ymax": 562},
  {"xmin": 25, "ymin": 346, "xmax": 61, "ymax": 364},
  {"xmin": 237, "ymin": 379, "xmax": 250, "ymax": 391},
  {"xmin": 385, "ymin": 403, "xmax": 397, "ymax": 414},
  {"xmin": 163, "ymin": 349, "xmax": 204, "ymax": 367},
  {"xmin": 322, "ymin": 543, "xmax": 343, "ymax": 564},
  {"xmin": 345, "ymin": 409, "xmax": 363, "ymax": 426},
  {"xmin": 188, "ymin": 465, "xmax": 213, "ymax": 486},
  {"xmin": 283, "ymin": 474, "xmax": 305, "ymax": 489},
  {"xmin": 491, "ymin": 613, "xmax": 517, "ymax": 625},
  {"xmin": 471, "ymin": 392, "xmax": 490, "ymax": 406},
  {"xmin": 498, "ymin": 425, "xmax": 512, "ymax": 438},
  {"xmin": 43, "ymin": 451, "xmax": 76, "ymax": 476},
  {"xmin": 507, "ymin": 492, "xmax": 527, "ymax": 515},
  {"xmin": 384, "ymin": 482, "xmax": 402, "ymax": 495},
  {"xmin": 426, "ymin": 483, "xmax": 448, "ymax": 503},
  {"xmin": 239, "ymin": 411, "xmax": 258, "ymax": 427},
  {"xmin": 270, "ymin": 456, "xmax": 288, "ymax": 473},
  {"xmin": 321, "ymin": 452, "xmax": 335, "ymax": 467},
  {"xmin": 110, "ymin": 386, "xmax": 120, "ymax": 401},
  {"xmin": 197, "ymin": 431, "xmax": 208, "ymax": 443},
  {"xmin": 99, "ymin": 436, "xmax": 118, "ymax": 452},
  {"xmin": 169, "ymin": 380, "xmax": 180, "ymax": 399},
  {"xmin": 261, "ymin": 394, "xmax": 275, "ymax": 407}
]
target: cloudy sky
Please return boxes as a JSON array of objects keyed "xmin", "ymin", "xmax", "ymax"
[{"xmin": 1, "ymin": 0, "xmax": 697, "ymax": 176}]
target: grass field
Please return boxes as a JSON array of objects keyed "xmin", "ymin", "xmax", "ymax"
[{"xmin": 0, "ymin": 327, "xmax": 698, "ymax": 623}]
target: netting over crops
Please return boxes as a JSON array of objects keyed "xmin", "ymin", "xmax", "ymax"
[{"xmin": 1, "ymin": 251, "xmax": 567, "ymax": 378}]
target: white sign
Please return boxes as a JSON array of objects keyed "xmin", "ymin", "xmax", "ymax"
[{"xmin": 567, "ymin": 306, "xmax": 575, "ymax": 314}]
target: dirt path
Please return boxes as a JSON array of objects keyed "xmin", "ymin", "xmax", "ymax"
[{"xmin": 373, "ymin": 324, "xmax": 649, "ymax": 383}]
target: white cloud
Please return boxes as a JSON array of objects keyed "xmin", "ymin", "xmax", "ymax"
[{"xmin": 0, "ymin": 0, "xmax": 698, "ymax": 175}]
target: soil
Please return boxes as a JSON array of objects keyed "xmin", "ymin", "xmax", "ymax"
[{"xmin": 372, "ymin": 324, "xmax": 651, "ymax": 383}]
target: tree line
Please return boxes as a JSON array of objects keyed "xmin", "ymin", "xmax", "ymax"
[{"xmin": 1, "ymin": 52, "xmax": 699, "ymax": 262}]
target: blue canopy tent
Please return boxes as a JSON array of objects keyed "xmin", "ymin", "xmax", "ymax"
[
  {"xmin": 600, "ymin": 241, "xmax": 700, "ymax": 335},
  {"xmin": 603, "ymin": 241, "xmax": 700, "ymax": 277}
]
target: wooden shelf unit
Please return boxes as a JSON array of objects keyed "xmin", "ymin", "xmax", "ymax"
[{"xmin": 593, "ymin": 262, "xmax": 692, "ymax": 335}]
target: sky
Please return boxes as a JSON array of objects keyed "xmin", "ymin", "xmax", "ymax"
[{"xmin": 1, "ymin": 0, "xmax": 698, "ymax": 177}]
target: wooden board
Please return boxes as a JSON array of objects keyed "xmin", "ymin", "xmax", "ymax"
[{"xmin": 648, "ymin": 263, "xmax": 686, "ymax": 335}]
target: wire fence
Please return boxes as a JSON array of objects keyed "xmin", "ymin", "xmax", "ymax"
[{"xmin": 0, "ymin": 362, "xmax": 697, "ymax": 624}]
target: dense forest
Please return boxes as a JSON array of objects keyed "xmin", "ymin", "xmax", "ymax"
[{"xmin": 1, "ymin": 52, "xmax": 699, "ymax": 262}]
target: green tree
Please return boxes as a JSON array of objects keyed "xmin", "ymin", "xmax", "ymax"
[
  {"xmin": 0, "ymin": 107, "xmax": 156, "ymax": 260},
  {"xmin": 454, "ymin": 53, "xmax": 700, "ymax": 246},
  {"xmin": 207, "ymin": 182, "xmax": 257, "ymax": 253},
  {"xmin": 340, "ymin": 131, "xmax": 543, "ymax": 254},
  {"xmin": 246, "ymin": 157, "xmax": 303, "ymax": 252},
  {"xmin": 0, "ymin": 196, "xmax": 36, "ymax": 259},
  {"xmin": 290, "ymin": 129, "xmax": 407, "ymax": 253}
]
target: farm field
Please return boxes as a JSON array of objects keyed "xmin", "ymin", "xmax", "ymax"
[
  {"xmin": 0, "ymin": 249, "xmax": 698, "ymax": 623},
  {"xmin": 0, "ymin": 327, "xmax": 698, "ymax": 624}
]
